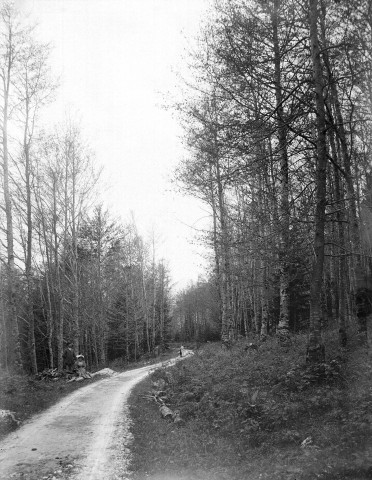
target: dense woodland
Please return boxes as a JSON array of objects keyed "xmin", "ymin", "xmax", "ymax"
[
  {"xmin": 173, "ymin": 0, "xmax": 372, "ymax": 360},
  {"xmin": 1, "ymin": 0, "xmax": 372, "ymax": 374},
  {"xmin": 0, "ymin": 4, "xmax": 172, "ymax": 373}
]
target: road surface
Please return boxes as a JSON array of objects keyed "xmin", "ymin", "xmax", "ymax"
[{"xmin": 0, "ymin": 363, "xmax": 161, "ymax": 480}]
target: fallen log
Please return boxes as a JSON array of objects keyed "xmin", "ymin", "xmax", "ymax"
[
  {"xmin": 145, "ymin": 390, "xmax": 184, "ymax": 424},
  {"xmin": 36, "ymin": 368, "xmax": 63, "ymax": 381},
  {"xmin": 160, "ymin": 405, "xmax": 173, "ymax": 418}
]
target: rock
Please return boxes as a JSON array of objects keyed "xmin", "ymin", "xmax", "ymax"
[{"xmin": 160, "ymin": 405, "xmax": 173, "ymax": 418}]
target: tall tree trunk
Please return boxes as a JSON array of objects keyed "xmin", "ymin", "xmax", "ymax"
[
  {"xmin": 307, "ymin": 0, "xmax": 326, "ymax": 363},
  {"xmin": 260, "ymin": 262, "xmax": 269, "ymax": 338},
  {"xmin": 71, "ymin": 144, "xmax": 80, "ymax": 353},
  {"xmin": 319, "ymin": 0, "xmax": 363, "ymax": 294},
  {"xmin": 271, "ymin": 0, "xmax": 291, "ymax": 345},
  {"xmin": 57, "ymin": 173, "xmax": 65, "ymax": 371},
  {"xmin": 209, "ymin": 161, "xmax": 223, "ymax": 332},
  {"xmin": 329, "ymin": 127, "xmax": 348, "ymax": 346},
  {"xmin": 24, "ymin": 101, "xmax": 38, "ymax": 374},
  {"xmin": 0, "ymin": 268, "xmax": 9, "ymax": 371},
  {"xmin": 141, "ymin": 264, "xmax": 150, "ymax": 354},
  {"xmin": 151, "ymin": 236, "xmax": 156, "ymax": 351},
  {"xmin": 36, "ymin": 188, "xmax": 55, "ymax": 369},
  {"xmin": 2, "ymin": 33, "xmax": 22, "ymax": 371},
  {"xmin": 159, "ymin": 264, "xmax": 165, "ymax": 349},
  {"xmin": 250, "ymin": 260, "xmax": 261, "ymax": 335},
  {"xmin": 96, "ymin": 208, "xmax": 106, "ymax": 364},
  {"xmin": 215, "ymin": 151, "xmax": 233, "ymax": 345}
]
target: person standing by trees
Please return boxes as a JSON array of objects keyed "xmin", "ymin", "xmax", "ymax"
[{"xmin": 62, "ymin": 343, "xmax": 76, "ymax": 373}]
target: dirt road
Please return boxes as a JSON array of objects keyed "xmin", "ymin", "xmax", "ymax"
[{"xmin": 0, "ymin": 364, "xmax": 159, "ymax": 480}]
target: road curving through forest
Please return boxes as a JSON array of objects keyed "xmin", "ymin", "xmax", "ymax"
[{"xmin": 0, "ymin": 363, "xmax": 165, "ymax": 480}]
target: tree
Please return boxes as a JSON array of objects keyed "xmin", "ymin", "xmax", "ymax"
[
  {"xmin": 175, "ymin": 0, "xmax": 372, "ymax": 357},
  {"xmin": 306, "ymin": 0, "xmax": 327, "ymax": 363},
  {"xmin": 14, "ymin": 35, "xmax": 54, "ymax": 373}
]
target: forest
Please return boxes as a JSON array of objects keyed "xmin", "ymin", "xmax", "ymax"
[
  {"xmin": 0, "ymin": 1, "xmax": 371, "ymax": 478},
  {"xmin": 173, "ymin": 0, "xmax": 372, "ymax": 361},
  {"xmin": 1, "ymin": 0, "xmax": 372, "ymax": 375},
  {"xmin": 0, "ymin": 3, "xmax": 173, "ymax": 373}
]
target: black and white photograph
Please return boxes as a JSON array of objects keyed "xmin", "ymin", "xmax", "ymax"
[{"xmin": 0, "ymin": 0, "xmax": 371, "ymax": 479}]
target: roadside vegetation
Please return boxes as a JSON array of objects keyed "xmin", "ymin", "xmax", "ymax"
[
  {"xmin": 0, "ymin": 351, "xmax": 173, "ymax": 442},
  {"xmin": 0, "ymin": 373, "xmax": 101, "ymax": 441},
  {"xmin": 129, "ymin": 331, "xmax": 372, "ymax": 480}
]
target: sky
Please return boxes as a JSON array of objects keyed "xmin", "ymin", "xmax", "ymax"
[{"xmin": 18, "ymin": 0, "xmax": 212, "ymax": 290}]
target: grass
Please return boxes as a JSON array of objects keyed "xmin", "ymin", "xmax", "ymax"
[
  {"xmin": 128, "ymin": 330, "xmax": 372, "ymax": 480},
  {"xmin": 1, "ymin": 335, "xmax": 371, "ymax": 479}
]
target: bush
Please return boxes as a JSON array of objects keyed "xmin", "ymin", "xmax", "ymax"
[
  {"xmin": 130, "ymin": 327, "xmax": 372, "ymax": 479},
  {"xmin": 152, "ymin": 331, "xmax": 358, "ymax": 450}
]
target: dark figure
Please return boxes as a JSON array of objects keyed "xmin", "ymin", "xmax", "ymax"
[
  {"xmin": 63, "ymin": 343, "xmax": 76, "ymax": 372},
  {"xmin": 355, "ymin": 287, "xmax": 372, "ymax": 333},
  {"xmin": 306, "ymin": 342, "xmax": 325, "ymax": 364},
  {"xmin": 179, "ymin": 345, "xmax": 184, "ymax": 357},
  {"xmin": 339, "ymin": 327, "xmax": 347, "ymax": 347},
  {"xmin": 245, "ymin": 342, "xmax": 258, "ymax": 351},
  {"xmin": 153, "ymin": 345, "xmax": 160, "ymax": 357}
]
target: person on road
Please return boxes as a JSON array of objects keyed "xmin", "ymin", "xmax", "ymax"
[{"xmin": 63, "ymin": 343, "xmax": 76, "ymax": 373}]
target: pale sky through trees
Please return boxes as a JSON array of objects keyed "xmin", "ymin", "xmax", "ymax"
[{"xmin": 19, "ymin": 0, "xmax": 211, "ymax": 290}]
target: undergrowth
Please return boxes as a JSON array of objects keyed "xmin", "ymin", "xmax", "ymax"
[{"xmin": 129, "ymin": 329, "xmax": 372, "ymax": 479}]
